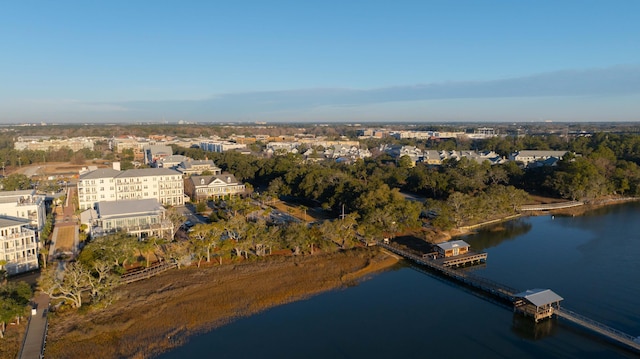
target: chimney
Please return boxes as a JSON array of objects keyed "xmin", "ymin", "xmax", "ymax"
[{"xmin": 113, "ymin": 162, "xmax": 121, "ymax": 171}]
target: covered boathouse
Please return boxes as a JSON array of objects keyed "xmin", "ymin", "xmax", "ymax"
[{"xmin": 514, "ymin": 289, "xmax": 564, "ymax": 322}]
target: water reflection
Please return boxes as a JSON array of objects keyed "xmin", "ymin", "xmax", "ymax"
[
  {"xmin": 511, "ymin": 314, "xmax": 557, "ymax": 341},
  {"xmin": 464, "ymin": 219, "xmax": 533, "ymax": 250}
]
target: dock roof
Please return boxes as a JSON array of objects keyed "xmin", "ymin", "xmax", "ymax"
[
  {"xmin": 514, "ymin": 289, "xmax": 563, "ymax": 307},
  {"xmin": 436, "ymin": 240, "xmax": 470, "ymax": 251}
]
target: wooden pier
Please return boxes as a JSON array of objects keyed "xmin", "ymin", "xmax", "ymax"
[
  {"xmin": 438, "ymin": 252, "xmax": 487, "ymax": 267},
  {"xmin": 377, "ymin": 241, "xmax": 640, "ymax": 353}
]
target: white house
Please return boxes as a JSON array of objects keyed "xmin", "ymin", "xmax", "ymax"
[{"xmin": 184, "ymin": 174, "xmax": 245, "ymax": 201}]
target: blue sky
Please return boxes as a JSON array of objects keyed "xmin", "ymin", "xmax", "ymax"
[{"xmin": 1, "ymin": 1, "xmax": 639, "ymax": 123}]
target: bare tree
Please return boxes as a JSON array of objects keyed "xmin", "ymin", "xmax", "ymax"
[{"xmin": 39, "ymin": 262, "xmax": 90, "ymax": 309}]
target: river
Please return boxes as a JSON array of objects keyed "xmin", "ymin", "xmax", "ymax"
[{"xmin": 159, "ymin": 202, "xmax": 640, "ymax": 358}]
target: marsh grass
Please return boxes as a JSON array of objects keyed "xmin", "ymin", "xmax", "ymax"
[
  {"xmin": 45, "ymin": 249, "xmax": 397, "ymax": 359},
  {"xmin": 0, "ymin": 320, "xmax": 27, "ymax": 359}
]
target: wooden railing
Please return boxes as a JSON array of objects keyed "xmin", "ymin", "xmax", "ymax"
[
  {"xmin": 120, "ymin": 260, "xmax": 178, "ymax": 284},
  {"xmin": 556, "ymin": 308, "xmax": 640, "ymax": 351}
]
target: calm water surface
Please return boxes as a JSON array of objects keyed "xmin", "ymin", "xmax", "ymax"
[{"xmin": 159, "ymin": 203, "xmax": 640, "ymax": 358}]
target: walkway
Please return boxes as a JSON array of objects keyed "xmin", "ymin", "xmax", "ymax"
[
  {"xmin": 378, "ymin": 241, "xmax": 640, "ymax": 354},
  {"xmin": 520, "ymin": 201, "xmax": 583, "ymax": 211},
  {"xmin": 49, "ymin": 186, "xmax": 79, "ymax": 260},
  {"xmin": 120, "ymin": 260, "xmax": 178, "ymax": 284},
  {"xmin": 18, "ymin": 292, "xmax": 50, "ymax": 359},
  {"xmin": 556, "ymin": 308, "xmax": 640, "ymax": 352}
]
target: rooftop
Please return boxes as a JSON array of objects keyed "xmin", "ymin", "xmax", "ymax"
[
  {"xmin": 514, "ymin": 288, "xmax": 564, "ymax": 307},
  {"xmin": 436, "ymin": 240, "xmax": 471, "ymax": 251},
  {"xmin": 96, "ymin": 199, "xmax": 165, "ymax": 217},
  {"xmin": 0, "ymin": 216, "xmax": 30, "ymax": 228}
]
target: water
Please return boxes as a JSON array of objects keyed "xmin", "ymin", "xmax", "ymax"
[{"xmin": 159, "ymin": 203, "xmax": 640, "ymax": 358}]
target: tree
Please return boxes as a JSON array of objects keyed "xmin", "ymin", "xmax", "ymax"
[
  {"xmin": 398, "ymin": 155, "xmax": 414, "ymax": 169},
  {"xmin": 0, "ymin": 281, "xmax": 32, "ymax": 339},
  {"xmin": 86, "ymin": 260, "xmax": 119, "ymax": 305},
  {"xmin": 282, "ymin": 222, "xmax": 309, "ymax": 255},
  {"xmin": 1, "ymin": 173, "xmax": 31, "ymax": 191},
  {"xmin": 189, "ymin": 223, "xmax": 223, "ymax": 267},
  {"xmin": 79, "ymin": 232, "xmax": 138, "ymax": 270},
  {"xmin": 39, "ymin": 246, "xmax": 49, "ymax": 269},
  {"xmin": 39, "ymin": 263, "xmax": 89, "ymax": 309}
]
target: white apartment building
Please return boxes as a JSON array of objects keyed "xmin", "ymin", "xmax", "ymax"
[
  {"xmin": 0, "ymin": 189, "xmax": 46, "ymax": 232},
  {"xmin": 0, "ymin": 217, "xmax": 39, "ymax": 275},
  {"xmin": 14, "ymin": 136, "xmax": 95, "ymax": 151},
  {"xmin": 200, "ymin": 140, "xmax": 247, "ymax": 153},
  {"xmin": 78, "ymin": 167, "xmax": 184, "ymax": 210}
]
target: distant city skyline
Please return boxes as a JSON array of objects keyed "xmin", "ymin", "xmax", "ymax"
[{"xmin": 1, "ymin": 1, "xmax": 639, "ymax": 123}]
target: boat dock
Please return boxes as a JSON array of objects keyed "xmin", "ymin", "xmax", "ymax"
[{"xmin": 377, "ymin": 241, "xmax": 640, "ymax": 353}]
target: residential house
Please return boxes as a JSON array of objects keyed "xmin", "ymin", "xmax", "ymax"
[{"xmin": 509, "ymin": 151, "xmax": 568, "ymax": 166}]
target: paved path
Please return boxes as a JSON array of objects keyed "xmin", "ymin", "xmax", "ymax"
[
  {"xmin": 19, "ymin": 293, "xmax": 50, "ymax": 359},
  {"xmin": 49, "ymin": 186, "xmax": 80, "ymax": 260}
]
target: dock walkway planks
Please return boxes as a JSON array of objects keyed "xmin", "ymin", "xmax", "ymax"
[{"xmin": 377, "ymin": 241, "xmax": 640, "ymax": 354}]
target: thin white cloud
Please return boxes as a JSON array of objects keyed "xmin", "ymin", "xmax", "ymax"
[
  {"xmin": 114, "ymin": 64, "xmax": 640, "ymax": 116},
  {"xmin": 2, "ymin": 65, "xmax": 639, "ymax": 122}
]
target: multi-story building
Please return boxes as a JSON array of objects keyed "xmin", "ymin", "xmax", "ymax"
[
  {"xmin": 76, "ymin": 168, "xmax": 121, "ymax": 208},
  {"xmin": 176, "ymin": 160, "xmax": 222, "ymax": 176},
  {"xmin": 80, "ymin": 199, "xmax": 174, "ymax": 239},
  {"xmin": 14, "ymin": 136, "xmax": 95, "ymax": 151},
  {"xmin": 0, "ymin": 217, "xmax": 38, "ymax": 275},
  {"xmin": 184, "ymin": 174, "xmax": 245, "ymax": 201},
  {"xmin": 509, "ymin": 151, "xmax": 568, "ymax": 166},
  {"xmin": 78, "ymin": 166, "xmax": 184, "ymax": 210},
  {"xmin": 200, "ymin": 140, "xmax": 247, "ymax": 153},
  {"xmin": 157, "ymin": 155, "xmax": 189, "ymax": 169},
  {"xmin": 0, "ymin": 189, "xmax": 46, "ymax": 232},
  {"xmin": 143, "ymin": 144, "xmax": 173, "ymax": 166},
  {"xmin": 109, "ymin": 136, "xmax": 148, "ymax": 161}
]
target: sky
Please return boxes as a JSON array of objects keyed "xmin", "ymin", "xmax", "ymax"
[{"xmin": 1, "ymin": 0, "xmax": 639, "ymax": 123}]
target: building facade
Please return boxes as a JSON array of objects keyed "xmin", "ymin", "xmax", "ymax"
[
  {"xmin": 81, "ymin": 199, "xmax": 174, "ymax": 239},
  {"xmin": 0, "ymin": 217, "xmax": 38, "ymax": 275},
  {"xmin": 184, "ymin": 174, "xmax": 245, "ymax": 201},
  {"xmin": 176, "ymin": 160, "xmax": 222, "ymax": 176},
  {"xmin": 14, "ymin": 136, "xmax": 95, "ymax": 151},
  {"xmin": 0, "ymin": 190, "xmax": 46, "ymax": 232},
  {"xmin": 78, "ymin": 167, "xmax": 184, "ymax": 210}
]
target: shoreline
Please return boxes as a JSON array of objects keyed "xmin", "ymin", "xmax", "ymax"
[
  {"xmin": 431, "ymin": 196, "xmax": 640, "ymax": 242},
  {"xmin": 44, "ymin": 249, "xmax": 399, "ymax": 359}
]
